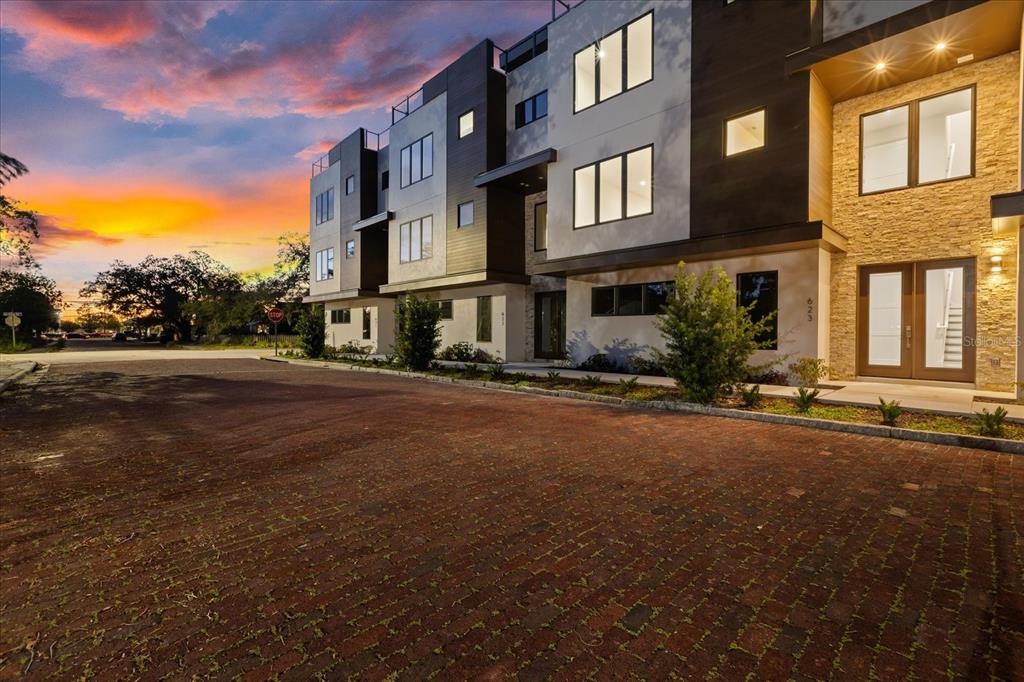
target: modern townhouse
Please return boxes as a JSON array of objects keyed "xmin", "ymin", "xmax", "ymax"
[{"xmin": 306, "ymin": 0, "xmax": 1023, "ymax": 392}]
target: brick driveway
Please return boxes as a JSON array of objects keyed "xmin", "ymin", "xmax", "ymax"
[{"xmin": 1, "ymin": 359, "xmax": 1021, "ymax": 680}]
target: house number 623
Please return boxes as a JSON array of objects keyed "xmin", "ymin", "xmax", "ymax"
[{"xmin": 806, "ymin": 298, "xmax": 814, "ymax": 322}]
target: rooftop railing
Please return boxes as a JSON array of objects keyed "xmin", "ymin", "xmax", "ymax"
[
  {"xmin": 363, "ymin": 128, "xmax": 390, "ymax": 151},
  {"xmin": 311, "ymin": 153, "xmax": 330, "ymax": 178},
  {"xmin": 391, "ymin": 88, "xmax": 424, "ymax": 125}
]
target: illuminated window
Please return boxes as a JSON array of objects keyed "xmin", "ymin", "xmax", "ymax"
[
  {"xmin": 574, "ymin": 145, "xmax": 653, "ymax": 228},
  {"xmin": 725, "ymin": 109, "xmax": 765, "ymax": 156},
  {"xmin": 459, "ymin": 110, "xmax": 474, "ymax": 138},
  {"xmin": 574, "ymin": 12, "xmax": 653, "ymax": 113},
  {"xmin": 862, "ymin": 106, "xmax": 909, "ymax": 192}
]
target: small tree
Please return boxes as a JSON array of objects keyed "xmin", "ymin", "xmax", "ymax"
[
  {"xmin": 394, "ymin": 295, "xmax": 442, "ymax": 370},
  {"xmin": 654, "ymin": 262, "xmax": 775, "ymax": 404},
  {"xmin": 296, "ymin": 304, "xmax": 326, "ymax": 358}
]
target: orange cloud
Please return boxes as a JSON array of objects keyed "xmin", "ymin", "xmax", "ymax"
[{"xmin": 12, "ymin": 0, "xmax": 158, "ymax": 47}]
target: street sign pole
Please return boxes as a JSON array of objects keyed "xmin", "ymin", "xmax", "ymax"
[
  {"xmin": 4, "ymin": 312, "xmax": 22, "ymax": 346},
  {"xmin": 274, "ymin": 321, "xmax": 279, "ymax": 357},
  {"xmin": 266, "ymin": 307, "xmax": 284, "ymax": 357}
]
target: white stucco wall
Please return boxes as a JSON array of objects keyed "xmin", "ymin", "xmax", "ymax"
[
  {"xmin": 324, "ymin": 298, "xmax": 396, "ymax": 353},
  {"xmin": 506, "ymin": 52, "xmax": 550, "ymax": 161},
  {"xmin": 421, "ymin": 283, "xmax": 527, "ymax": 362},
  {"xmin": 386, "ymin": 94, "xmax": 448, "ymax": 285},
  {"xmin": 565, "ymin": 249, "xmax": 831, "ymax": 375},
  {"xmin": 545, "ymin": 0, "xmax": 691, "ymax": 260},
  {"xmin": 309, "ymin": 163, "xmax": 342, "ymax": 299}
]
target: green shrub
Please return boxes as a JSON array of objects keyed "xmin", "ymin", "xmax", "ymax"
[
  {"xmin": 320, "ymin": 344, "xmax": 339, "ymax": 361},
  {"xmin": 296, "ymin": 304, "xmax": 326, "ymax": 358},
  {"xmin": 795, "ymin": 387, "xmax": 820, "ymax": 413},
  {"xmin": 788, "ymin": 357, "xmax": 830, "ymax": 387},
  {"xmin": 471, "ymin": 348, "xmax": 499, "ymax": 363},
  {"xmin": 577, "ymin": 353, "xmax": 620, "ymax": 372},
  {"xmin": 580, "ymin": 374, "xmax": 602, "ymax": 388},
  {"xmin": 546, "ymin": 370, "xmax": 561, "ymax": 381},
  {"xmin": 486, "ymin": 363, "xmax": 506, "ymax": 381},
  {"xmin": 740, "ymin": 384, "xmax": 762, "ymax": 408},
  {"xmin": 618, "ymin": 376, "xmax": 640, "ymax": 392},
  {"xmin": 877, "ymin": 398, "xmax": 902, "ymax": 426},
  {"xmin": 975, "ymin": 406, "xmax": 1008, "ymax": 437},
  {"xmin": 510, "ymin": 371, "xmax": 532, "ymax": 383},
  {"xmin": 393, "ymin": 295, "xmax": 442, "ymax": 370},
  {"xmin": 654, "ymin": 262, "xmax": 775, "ymax": 404},
  {"xmin": 627, "ymin": 355, "xmax": 666, "ymax": 376},
  {"xmin": 463, "ymin": 362, "xmax": 479, "ymax": 376},
  {"xmin": 439, "ymin": 341, "xmax": 475, "ymax": 362}
]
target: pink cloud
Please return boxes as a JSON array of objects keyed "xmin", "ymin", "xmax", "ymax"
[
  {"xmin": 1, "ymin": 0, "xmax": 552, "ymax": 123},
  {"xmin": 33, "ymin": 215, "xmax": 124, "ymax": 257}
]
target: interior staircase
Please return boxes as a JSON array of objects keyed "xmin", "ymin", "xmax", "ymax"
[{"xmin": 943, "ymin": 305, "xmax": 963, "ymax": 367}]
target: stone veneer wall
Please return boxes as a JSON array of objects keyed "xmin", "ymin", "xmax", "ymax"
[
  {"xmin": 522, "ymin": 190, "xmax": 566, "ymax": 361},
  {"xmin": 830, "ymin": 51, "xmax": 1021, "ymax": 390}
]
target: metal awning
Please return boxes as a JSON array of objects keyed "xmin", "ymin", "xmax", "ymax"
[
  {"xmin": 353, "ymin": 211, "xmax": 393, "ymax": 232},
  {"xmin": 474, "ymin": 148, "xmax": 556, "ymax": 191}
]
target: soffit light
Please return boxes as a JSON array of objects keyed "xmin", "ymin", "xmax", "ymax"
[
  {"xmin": 934, "ymin": 42, "xmax": 947, "ymax": 51},
  {"xmin": 873, "ymin": 62, "xmax": 887, "ymax": 72}
]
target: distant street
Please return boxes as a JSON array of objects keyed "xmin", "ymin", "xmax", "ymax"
[
  {"xmin": 0, "ymin": 337, "xmax": 276, "ymax": 365},
  {"xmin": 1, "ymin": 356, "xmax": 1020, "ymax": 679}
]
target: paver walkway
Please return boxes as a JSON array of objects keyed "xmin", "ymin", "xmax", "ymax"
[{"xmin": 1, "ymin": 359, "xmax": 1021, "ymax": 679}]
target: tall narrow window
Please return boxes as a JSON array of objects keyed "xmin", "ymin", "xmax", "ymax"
[
  {"xmin": 422, "ymin": 134, "xmax": 433, "ymax": 178},
  {"xmin": 476, "ymin": 296, "xmax": 492, "ymax": 343},
  {"xmin": 362, "ymin": 308, "xmax": 371, "ymax": 340},
  {"xmin": 574, "ymin": 165, "xmax": 596, "ymax": 227},
  {"xmin": 381, "ymin": 170, "xmax": 389, "ymax": 190},
  {"xmin": 862, "ymin": 105, "xmax": 909, "ymax": 193},
  {"xmin": 534, "ymin": 202, "xmax": 548, "ymax": 251},
  {"xmin": 400, "ymin": 147, "xmax": 411, "ymax": 188},
  {"xmin": 421, "ymin": 216, "xmax": 432, "ymax": 258},
  {"xmin": 737, "ymin": 271, "xmax": 779, "ymax": 349},
  {"xmin": 345, "ymin": 175, "xmax": 355, "ymax": 195},
  {"xmin": 411, "ymin": 138, "xmax": 422, "ymax": 183},
  {"xmin": 725, "ymin": 109, "xmax": 765, "ymax": 156},
  {"xmin": 918, "ymin": 88, "xmax": 972, "ymax": 184},
  {"xmin": 626, "ymin": 146, "xmax": 652, "ymax": 216},
  {"xmin": 459, "ymin": 110, "xmax": 474, "ymax": 138},
  {"xmin": 399, "ymin": 134, "xmax": 433, "ymax": 188},
  {"xmin": 315, "ymin": 248, "xmax": 335, "ymax": 280},
  {"xmin": 574, "ymin": 12, "xmax": 654, "ymax": 113},
  {"xmin": 345, "ymin": 239, "xmax": 355, "ymax": 258},
  {"xmin": 598, "ymin": 157, "xmax": 622, "ymax": 222}
]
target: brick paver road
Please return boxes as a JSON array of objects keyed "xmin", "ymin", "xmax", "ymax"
[{"xmin": 1, "ymin": 359, "xmax": 1021, "ymax": 680}]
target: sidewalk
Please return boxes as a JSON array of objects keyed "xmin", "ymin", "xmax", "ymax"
[{"xmin": 0, "ymin": 361, "xmax": 37, "ymax": 392}]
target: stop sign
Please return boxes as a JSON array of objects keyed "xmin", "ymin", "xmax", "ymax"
[{"xmin": 267, "ymin": 307, "xmax": 285, "ymax": 323}]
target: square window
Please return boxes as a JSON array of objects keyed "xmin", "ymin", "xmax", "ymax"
[
  {"xmin": 458, "ymin": 201, "xmax": 474, "ymax": 227},
  {"xmin": 345, "ymin": 175, "xmax": 355, "ymax": 195},
  {"xmin": 737, "ymin": 271, "xmax": 778, "ymax": 349},
  {"xmin": 725, "ymin": 109, "xmax": 765, "ymax": 156},
  {"xmin": 438, "ymin": 300, "xmax": 453, "ymax": 320},
  {"xmin": 616, "ymin": 284, "xmax": 643, "ymax": 315},
  {"xmin": 862, "ymin": 105, "xmax": 909, "ymax": 192},
  {"xmin": 459, "ymin": 110, "xmax": 474, "ymax": 138},
  {"xmin": 591, "ymin": 287, "xmax": 615, "ymax": 316},
  {"xmin": 345, "ymin": 239, "xmax": 355, "ymax": 258}
]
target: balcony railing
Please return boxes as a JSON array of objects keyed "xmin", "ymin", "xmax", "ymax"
[
  {"xmin": 311, "ymin": 153, "xmax": 330, "ymax": 178},
  {"xmin": 391, "ymin": 88, "xmax": 424, "ymax": 125},
  {"xmin": 364, "ymin": 128, "xmax": 390, "ymax": 151}
]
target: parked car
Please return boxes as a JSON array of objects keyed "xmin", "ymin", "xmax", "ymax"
[
  {"xmin": 66, "ymin": 331, "xmax": 87, "ymax": 339},
  {"xmin": 157, "ymin": 329, "xmax": 174, "ymax": 345},
  {"xmin": 112, "ymin": 332, "xmax": 127, "ymax": 342}
]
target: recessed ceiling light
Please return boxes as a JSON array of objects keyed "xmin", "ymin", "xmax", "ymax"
[
  {"xmin": 874, "ymin": 62, "xmax": 887, "ymax": 72},
  {"xmin": 934, "ymin": 42, "xmax": 947, "ymax": 51}
]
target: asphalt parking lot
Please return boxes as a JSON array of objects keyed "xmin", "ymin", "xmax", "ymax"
[{"xmin": 1, "ymin": 358, "xmax": 1020, "ymax": 679}]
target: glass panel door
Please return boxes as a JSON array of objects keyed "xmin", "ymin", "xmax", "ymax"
[
  {"xmin": 913, "ymin": 258, "xmax": 975, "ymax": 382},
  {"xmin": 535, "ymin": 291, "xmax": 566, "ymax": 360},
  {"xmin": 858, "ymin": 264, "xmax": 912, "ymax": 378}
]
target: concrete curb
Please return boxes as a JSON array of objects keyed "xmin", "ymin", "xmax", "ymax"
[
  {"xmin": 0, "ymin": 361, "xmax": 38, "ymax": 394},
  {"xmin": 264, "ymin": 357, "xmax": 1024, "ymax": 455}
]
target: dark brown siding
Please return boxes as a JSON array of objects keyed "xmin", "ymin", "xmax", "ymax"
[
  {"xmin": 358, "ymin": 225, "xmax": 388, "ymax": 290},
  {"xmin": 690, "ymin": 0, "xmax": 813, "ymax": 239},
  {"xmin": 337, "ymin": 129, "xmax": 364, "ymax": 292}
]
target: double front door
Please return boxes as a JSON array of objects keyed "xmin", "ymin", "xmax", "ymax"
[{"xmin": 857, "ymin": 258, "xmax": 976, "ymax": 382}]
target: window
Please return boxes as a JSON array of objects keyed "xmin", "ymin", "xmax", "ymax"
[
  {"xmin": 345, "ymin": 175, "xmax": 355, "ymax": 195},
  {"xmin": 315, "ymin": 248, "xmax": 334, "ymax": 281},
  {"xmin": 737, "ymin": 271, "xmax": 778, "ymax": 349},
  {"xmin": 458, "ymin": 201, "xmax": 474, "ymax": 227},
  {"xmin": 400, "ymin": 133, "xmax": 433, "ymax": 188},
  {"xmin": 574, "ymin": 12, "xmax": 653, "ymax": 113},
  {"xmin": 381, "ymin": 170, "xmax": 389, "ymax": 190},
  {"xmin": 861, "ymin": 86, "xmax": 974, "ymax": 194},
  {"xmin": 362, "ymin": 308, "xmax": 371, "ymax": 340},
  {"xmin": 515, "ymin": 91, "xmax": 548, "ymax": 128},
  {"xmin": 574, "ymin": 145, "xmax": 653, "ymax": 228},
  {"xmin": 330, "ymin": 309, "xmax": 351, "ymax": 324},
  {"xmin": 315, "ymin": 187, "xmax": 335, "ymax": 224},
  {"xmin": 476, "ymin": 296, "xmax": 492, "ymax": 342},
  {"xmin": 399, "ymin": 215, "xmax": 433, "ymax": 263},
  {"xmin": 345, "ymin": 239, "xmax": 355, "ymax": 258},
  {"xmin": 438, "ymin": 300, "xmax": 453, "ymax": 320},
  {"xmin": 591, "ymin": 280, "xmax": 674, "ymax": 316},
  {"xmin": 534, "ymin": 202, "xmax": 548, "ymax": 251},
  {"xmin": 725, "ymin": 108, "xmax": 765, "ymax": 156},
  {"xmin": 459, "ymin": 110, "xmax": 474, "ymax": 138}
]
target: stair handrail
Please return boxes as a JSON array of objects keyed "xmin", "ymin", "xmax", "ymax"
[{"xmin": 938, "ymin": 270, "xmax": 954, "ymax": 330}]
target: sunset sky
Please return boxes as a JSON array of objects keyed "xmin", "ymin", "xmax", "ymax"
[{"xmin": 0, "ymin": 0, "xmax": 552, "ymax": 306}]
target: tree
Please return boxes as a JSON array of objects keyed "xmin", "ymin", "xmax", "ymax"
[
  {"xmin": 273, "ymin": 232, "xmax": 309, "ymax": 302},
  {"xmin": 393, "ymin": 295, "xmax": 442, "ymax": 370},
  {"xmin": 296, "ymin": 304, "xmax": 325, "ymax": 358},
  {"xmin": 0, "ymin": 274, "xmax": 57, "ymax": 340},
  {"xmin": 1, "ymin": 153, "xmax": 40, "ymax": 270},
  {"xmin": 81, "ymin": 251, "xmax": 236, "ymax": 342},
  {"xmin": 75, "ymin": 306, "xmax": 121, "ymax": 333},
  {"xmin": 654, "ymin": 262, "xmax": 775, "ymax": 404}
]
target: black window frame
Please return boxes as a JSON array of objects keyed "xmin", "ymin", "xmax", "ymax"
[
  {"xmin": 398, "ymin": 215, "xmax": 433, "ymax": 263},
  {"xmin": 315, "ymin": 186, "xmax": 335, "ymax": 225},
  {"xmin": 345, "ymin": 239, "xmax": 355, "ymax": 259},
  {"xmin": 330, "ymin": 309, "xmax": 351, "ymax": 324},
  {"xmin": 400, "ymin": 132, "xmax": 433, "ymax": 188},
  {"xmin": 573, "ymin": 10, "xmax": 654, "ymax": 114},
  {"xmin": 315, "ymin": 247, "xmax": 335, "ymax": 281},
  {"xmin": 362, "ymin": 308, "xmax": 371, "ymax": 340},
  {"xmin": 723, "ymin": 106, "xmax": 767, "ymax": 158},
  {"xmin": 590, "ymin": 280, "xmax": 674, "ymax": 317},
  {"xmin": 573, "ymin": 144, "xmax": 654, "ymax": 229},
  {"xmin": 381, "ymin": 170, "xmax": 389, "ymax": 190},
  {"xmin": 438, "ymin": 299, "xmax": 453, "ymax": 320},
  {"xmin": 515, "ymin": 90, "xmax": 548, "ymax": 129},
  {"xmin": 736, "ymin": 270, "xmax": 779, "ymax": 350},
  {"xmin": 534, "ymin": 201, "xmax": 548, "ymax": 251},
  {"xmin": 458, "ymin": 109, "xmax": 474, "ymax": 139},
  {"xmin": 457, "ymin": 200, "xmax": 475, "ymax": 228},
  {"xmin": 345, "ymin": 174, "xmax": 355, "ymax": 195}
]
